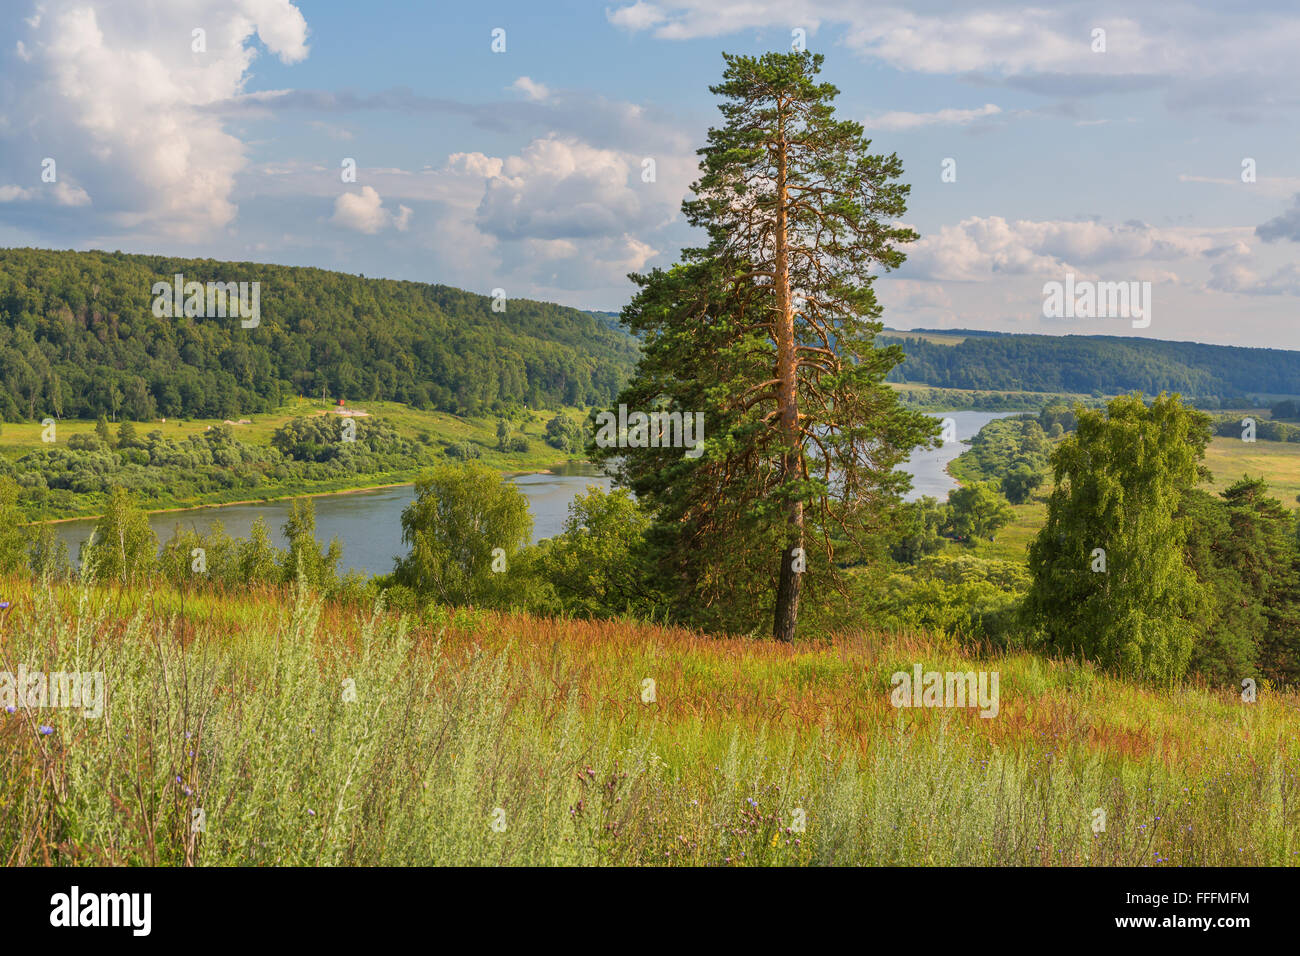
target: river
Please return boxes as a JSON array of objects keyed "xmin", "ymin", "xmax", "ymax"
[{"xmin": 50, "ymin": 411, "xmax": 1015, "ymax": 576}]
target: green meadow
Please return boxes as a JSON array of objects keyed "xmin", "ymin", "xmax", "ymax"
[{"xmin": 2, "ymin": 576, "xmax": 1296, "ymax": 866}]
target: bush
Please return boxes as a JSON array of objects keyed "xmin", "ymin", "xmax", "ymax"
[
  {"xmin": 1001, "ymin": 465, "xmax": 1044, "ymax": 504},
  {"xmin": 946, "ymin": 482, "xmax": 1015, "ymax": 543}
]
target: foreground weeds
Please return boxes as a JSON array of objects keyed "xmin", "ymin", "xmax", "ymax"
[{"xmin": 1, "ymin": 575, "xmax": 1296, "ymax": 865}]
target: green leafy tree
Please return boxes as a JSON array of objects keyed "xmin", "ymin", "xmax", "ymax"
[
  {"xmin": 1181, "ymin": 478, "xmax": 1300, "ymax": 684},
  {"xmin": 82, "ymin": 486, "xmax": 157, "ymax": 585},
  {"xmin": 160, "ymin": 520, "xmax": 240, "ymax": 589},
  {"xmin": 280, "ymin": 499, "xmax": 341, "ymax": 590},
  {"xmin": 237, "ymin": 517, "xmax": 283, "ymax": 586},
  {"xmin": 392, "ymin": 462, "xmax": 532, "ymax": 607},
  {"xmin": 600, "ymin": 50, "xmax": 934, "ymax": 640},
  {"xmin": 544, "ymin": 413, "xmax": 583, "ymax": 453},
  {"xmin": 890, "ymin": 496, "xmax": 949, "ymax": 564},
  {"xmin": 535, "ymin": 487, "xmax": 661, "ymax": 618},
  {"xmin": 1023, "ymin": 394, "xmax": 1210, "ymax": 680},
  {"xmin": 27, "ymin": 522, "xmax": 70, "ymax": 579},
  {"xmin": 947, "ymin": 482, "xmax": 1015, "ymax": 542},
  {"xmin": 1001, "ymin": 465, "xmax": 1044, "ymax": 504},
  {"xmin": 95, "ymin": 414, "xmax": 113, "ymax": 448}
]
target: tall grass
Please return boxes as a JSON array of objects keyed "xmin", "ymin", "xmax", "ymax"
[{"xmin": 1, "ymin": 574, "xmax": 1296, "ymax": 865}]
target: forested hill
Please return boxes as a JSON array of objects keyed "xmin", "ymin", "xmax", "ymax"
[
  {"xmin": 0, "ymin": 248, "xmax": 640, "ymax": 421},
  {"xmin": 882, "ymin": 329, "xmax": 1300, "ymax": 405}
]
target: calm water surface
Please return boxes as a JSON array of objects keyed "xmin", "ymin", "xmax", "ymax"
[
  {"xmin": 901, "ymin": 410, "xmax": 1019, "ymax": 502},
  {"xmin": 52, "ymin": 412, "xmax": 1015, "ymax": 575}
]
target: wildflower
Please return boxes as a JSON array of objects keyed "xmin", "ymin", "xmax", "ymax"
[
  {"xmin": 38, "ymin": 725, "xmax": 53, "ymax": 735},
  {"xmin": 4, "ymin": 705, "xmax": 14, "ymax": 714}
]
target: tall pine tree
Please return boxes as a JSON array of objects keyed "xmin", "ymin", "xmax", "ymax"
[{"xmin": 600, "ymin": 51, "xmax": 934, "ymax": 640}]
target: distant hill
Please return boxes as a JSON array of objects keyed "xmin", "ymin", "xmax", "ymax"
[
  {"xmin": 0, "ymin": 248, "xmax": 640, "ymax": 421},
  {"xmin": 584, "ymin": 309, "xmax": 637, "ymax": 339},
  {"xmin": 880, "ymin": 330, "xmax": 1300, "ymax": 406}
]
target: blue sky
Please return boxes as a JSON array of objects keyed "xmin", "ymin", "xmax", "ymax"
[{"xmin": 2, "ymin": 0, "xmax": 1299, "ymax": 348}]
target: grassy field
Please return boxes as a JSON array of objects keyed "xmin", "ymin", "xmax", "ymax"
[
  {"xmin": 2, "ymin": 574, "xmax": 1296, "ymax": 866},
  {"xmin": 1203, "ymin": 435, "xmax": 1300, "ymax": 506},
  {"xmin": 0, "ymin": 398, "xmax": 585, "ymax": 469},
  {"xmin": 1, "ymin": 400, "xmax": 592, "ymax": 520},
  {"xmin": 970, "ymin": 501, "xmax": 1048, "ymax": 562}
]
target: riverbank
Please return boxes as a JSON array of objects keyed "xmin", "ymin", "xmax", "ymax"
[
  {"xmin": 37, "ymin": 463, "xmax": 586, "ymax": 525},
  {"xmin": 2, "ymin": 399, "xmax": 594, "ymax": 522},
  {"xmin": 45, "ymin": 463, "xmax": 613, "ymax": 575}
]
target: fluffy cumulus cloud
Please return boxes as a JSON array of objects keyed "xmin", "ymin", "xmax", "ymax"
[
  {"xmin": 1206, "ymin": 240, "xmax": 1300, "ymax": 296},
  {"xmin": 900, "ymin": 216, "xmax": 1217, "ymax": 282},
  {"xmin": 0, "ymin": 0, "xmax": 309, "ymax": 240},
  {"xmin": 0, "ymin": 180, "xmax": 90, "ymax": 206},
  {"xmin": 438, "ymin": 137, "xmax": 667, "ymax": 292},
  {"xmin": 473, "ymin": 136, "xmax": 665, "ymax": 241},
  {"xmin": 331, "ymin": 186, "xmax": 412, "ymax": 234}
]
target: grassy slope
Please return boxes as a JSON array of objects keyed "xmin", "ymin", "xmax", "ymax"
[
  {"xmin": 1203, "ymin": 435, "xmax": 1300, "ymax": 506},
  {"xmin": 2, "ymin": 574, "xmax": 1296, "ymax": 866}
]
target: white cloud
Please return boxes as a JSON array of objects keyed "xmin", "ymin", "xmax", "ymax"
[
  {"xmin": 902, "ymin": 216, "xmax": 1224, "ymax": 282},
  {"xmin": 1208, "ymin": 256, "xmax": 1300, "ymax": 296},
  {"xmin": 865, "ymin": 103, "xmax": 1001, "ymax": 131},
  {"xmin": 603, "ymin": 1, "xmax": 1300, "ymax": 116},
  {"xmin": 0, "ymin": 181, "xmax": 91, "ymax": 206},
  {"xmin": 607, "ymin": 1, "xmax": 669, "ymax": 32},
  {"xmin": 474, "ymin": 135, "xmax": 676, "ymax": 241},
  {"xmin": 510, "ymin": 76, "xmax": 550, "ymax": 101},
  {"xmin": 0, "ymin": 0, "xmax": 309, "ymax": 239},
  {"xmin": 331, "ymin": 186, "xmax": 412, "ymax": 234}
]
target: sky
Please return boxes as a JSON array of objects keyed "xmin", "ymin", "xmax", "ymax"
[{"xmin": 1, "ymin": 0, "xmax": 1298, "ymax": 349}]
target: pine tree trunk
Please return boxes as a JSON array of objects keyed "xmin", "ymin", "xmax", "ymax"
[{"xmin": 772, "ymin": 118, "xmax": 803, "ymax": 643}]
